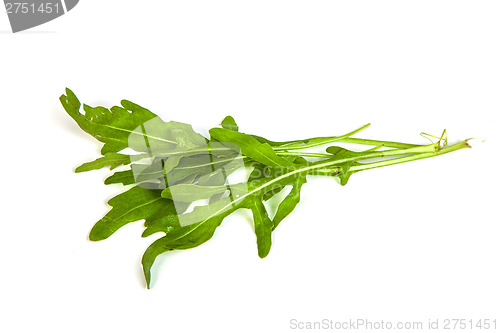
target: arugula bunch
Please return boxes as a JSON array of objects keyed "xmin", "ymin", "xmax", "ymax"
[{"xmin": 61, "ymin": 88, "xmax": 471, "ymax": 288}]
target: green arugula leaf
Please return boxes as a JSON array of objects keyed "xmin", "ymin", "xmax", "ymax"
[
  {"xmin": 326, "ymin": 146, "xmax": 364, "ymax": 158},
  {"xmin": 272, "ymin": 173, "xmax": 307, "ymax": 230},
  {"xmin": 104, "ymin": 170, "xmax": 136, "ymax": 185},
  {"xmin": 60, "ymin": 88, "xmax": 158, "ymax": 155},
  {"xmin": 221, "ymin": 115, "xmax": 239, "ymax": 131},
  {"xmin": 209, "ymin": 128, "xmax": 294, "ymax": 167},
  {"xmin": 89, "ymin": 186, "xmax": 175, "ymax": 241},
  {"xmin": 75, "ymin": 153, "xmax": 136, "ymax": 172},
  {"xmin": 142, "ymin": 199, "xmax": 236, "ymax": 288},
  {"xmin": 249, "ymin": 198, "xmax": 273, "ymax": 258}
]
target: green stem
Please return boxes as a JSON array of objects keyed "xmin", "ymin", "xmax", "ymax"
[
  {"xmin": 310, "ymin": 140, "xmax": 470, "ymax": 175},
  {"xmin": 335, "ymin": 137, "xmax": 420, "ymax": 149},
  {"xmin": 273, "ymin": 123, "xmax": 371, "ymax": 151},
  {"xmin": 293, "ymin": 143, "xmax": 440, "ymax": 172},
  {"xmin": 349, "ymin": 140, "xmax": 471, "ymax": 173},
  {"xmin": 351, "ymin": 143, "xmax": 439, "ymax": 160},
  {"xmin": 276, "ymin": 151, "xmax": 334, "ymax": 158},
  {"xmin": 271, "ymin": 135, "xmax": 420, "ymax": 151},
  {"xmin": 264, "ymin": 122, "xmax": 423, "ymax": 150}
]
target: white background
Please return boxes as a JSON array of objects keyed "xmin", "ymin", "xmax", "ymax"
[{"xmin": 0, "ymin": 1, "xmax": 498, "ymax": 332}]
